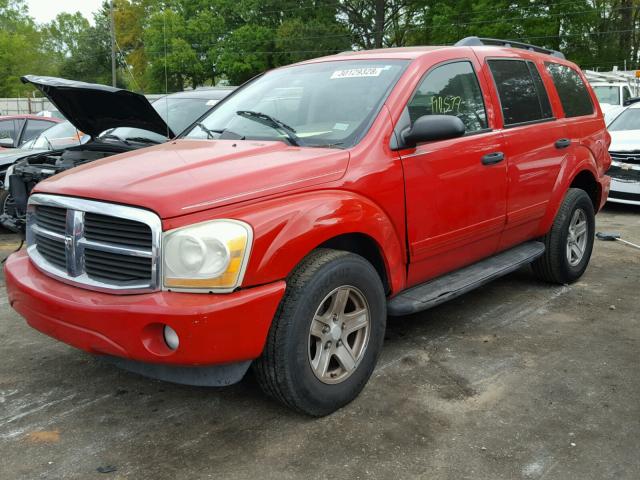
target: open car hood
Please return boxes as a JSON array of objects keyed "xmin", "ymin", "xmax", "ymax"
[{"xmin": 21, "ymin": 75, "xmax": 175, "ymax": 139}]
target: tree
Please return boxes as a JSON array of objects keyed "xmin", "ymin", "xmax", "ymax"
[{"xmin": 217, "ymin": 25, "xmax": 275, "ymax": 85}]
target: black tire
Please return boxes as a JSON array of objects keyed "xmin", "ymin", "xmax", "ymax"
[
  {"xmin": 0, "ymin": 189, "xmax": 10, "ymax": 215},
  {"xmin": 532, "ymin": 188, "xmax": 595, "ymax": 284},
  {"xmin": 253, "ymin": 248, "xmax": 386, "ymax": 416}
]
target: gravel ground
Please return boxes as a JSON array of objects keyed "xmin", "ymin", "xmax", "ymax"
[{"xmin": 0, "ymin": 203, "xmax": 638, "ymax": 480}]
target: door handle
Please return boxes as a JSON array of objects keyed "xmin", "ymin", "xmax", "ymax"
[
  {"xmin": 555, "ymin": 138, "xmax": 571, "ymax": 149},
  {"xmin": 481, "ymin": 151, "xmax": 505, "ymax": 165}
]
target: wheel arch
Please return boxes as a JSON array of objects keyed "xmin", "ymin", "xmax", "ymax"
[
  {"xmin": 317, "ymin": 232, "xmax": 391, "ymax": 293},
  {"xmin": 233, "ymin": 191, "xmax": 407, "ymax": 295},
  {"xmin": 569, "ymin": 169, "xmax": 600, "ymax": 211},
  {"xmin": 540, "ymin": 149, "xmax": 602, "ymax": 235}
]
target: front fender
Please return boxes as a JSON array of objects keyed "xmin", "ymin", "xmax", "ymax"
[{"xmin": 165, "ymin": 190, "xmax": 406, "ymax": 295}]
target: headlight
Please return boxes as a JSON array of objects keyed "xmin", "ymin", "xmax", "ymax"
[{"xmin": 163, "ymin": 219, "xmax": 252, "ymax": 292}]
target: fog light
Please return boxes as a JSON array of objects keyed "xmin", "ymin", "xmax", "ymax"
[{"xmin": 163, "ymin": 325, "xmax": 179, "ymax": 350}]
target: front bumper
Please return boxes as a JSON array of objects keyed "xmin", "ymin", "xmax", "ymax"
[
  {"xmin": 5, "ymin": 251, "xmax": 285, "ymax": 366},
  {"xmin": 607, "ymin": 161, "xmax": 640, "ymax": 205}
]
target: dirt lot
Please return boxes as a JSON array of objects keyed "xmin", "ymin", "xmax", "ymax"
[{"xmin": 0, "ymin": 204, "xmax": 638, "ymax": 480}]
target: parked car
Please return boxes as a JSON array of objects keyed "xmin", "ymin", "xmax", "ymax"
[
  {"xmin": 605, "ymin": 102, "xmax": 640, "ymax": 205},
  {"xmin": 0, "ymin": 121, "xmax": 88, "ymax": 220},
  {"xmin": 5, "ymin": 37, "xmax": 610, "ymax": 416},
  {"xmin": 2, "ymin": 77, "xmax": 233, "ymax": 232},
  {"xmin": 0, "ymin": 114, "xmax": 61, "ymax": 149}
]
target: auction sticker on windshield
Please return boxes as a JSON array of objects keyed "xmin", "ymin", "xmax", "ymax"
[{"xmin": 330, "ymin": 68, "xmax": 383, "ymax": 79}]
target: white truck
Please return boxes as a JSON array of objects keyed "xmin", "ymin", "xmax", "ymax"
[{"xmin": 585, "ymin": 70, "xmax": 640, "ymax": 123}]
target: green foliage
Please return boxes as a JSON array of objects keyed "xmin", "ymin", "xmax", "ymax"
[{"xmin": 2, "ymin": 0, "xmax": 640, "ymax": 96}]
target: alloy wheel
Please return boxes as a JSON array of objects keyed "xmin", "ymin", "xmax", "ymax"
[
  {"xmin": 308, "ymin": 285, "xmax": 370, "ymax": 384},
  {"xmin": 566, "ymin": 208, "xmax": 588, "ymax": 266}
]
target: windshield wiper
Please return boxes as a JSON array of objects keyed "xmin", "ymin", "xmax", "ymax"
[
  {"xmin": 236, "ymin": 110, "xmax": 303, "ymax": 146},
  {"xmin": 126, "ymin": 136, "xmax": 162, "ymax": 145},
  {"xmin": 42, "ymin": 136, "xmax": 53, "ymax": 150},
  {"xmin": 305, "ymin": 142, "xmax": 345, "ymax": 149},
  {"xmin": 100, "ymin": 134, "xmax": 130, "ymax": 146},
  {"xmin": 195, "ymin": 123, "xmax": 245, "ymax": 141},
  {"xmin": 196, "ymin": 122, "xmax": 219, "ymax": 139}
]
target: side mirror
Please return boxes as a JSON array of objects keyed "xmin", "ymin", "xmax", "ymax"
[
  {"xmin": 401, "ymin": 115, "xmax": 465, "ymax": 148},
  {"xmin": 0, "ymin": 138, "xmax": 14, "ymax": 148}
]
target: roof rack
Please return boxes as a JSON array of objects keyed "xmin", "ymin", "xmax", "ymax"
[{"xmin": 455, "ymin": 36, "xmax": 565, "ymax": 60}]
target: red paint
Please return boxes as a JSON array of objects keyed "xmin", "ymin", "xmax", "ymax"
[
  {"xmin": 8, "ymin": 45, "xmax": 610, "ymax": 368},
  {"xmin": 6, "ymin": 252, "xmax": 285, "ymax": 365}
]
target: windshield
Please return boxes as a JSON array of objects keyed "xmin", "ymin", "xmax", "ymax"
[
  {"xmin": 593, "ymin": 86, "xmax": 620, "ymax": 106},
  {"xmin": 30, "ymin": 121, "xmax": 84, "ymax": 150},
  {"xmin": 102, "ymin": 96, "xmax": 222, "ymax": 143},
  {"xmin": 184, "ymin": 60, "xmax": 408, "ymax": 148},
  {"xmin": 608, "ymin": 108, "xmax": 640, "ymax": 131}
]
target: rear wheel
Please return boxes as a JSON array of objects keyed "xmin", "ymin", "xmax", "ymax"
[
  {"xmin": 253, "ymin": 249, "xmax": 386, "ymax": 416},
  {"xmin": 532, "ymin": 188, "xmax": 595, "ymax": 284}
]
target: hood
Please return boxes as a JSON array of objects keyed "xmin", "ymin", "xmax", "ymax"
[
  {"xmin": 21, "ymin": 75, "xmax": 174, "ymax": 139},
  {"xmin": 35, "ymin": 140, "xmax": 349, "ymax": 218},
  {"xmin": 0, "ymin": 147, "xmax": 48, "ymax": 167},
  {"xmin": 608, "ymin": 130, "xmax": 640, "ymax": 151}
]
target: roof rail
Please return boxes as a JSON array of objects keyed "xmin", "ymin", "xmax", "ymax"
[{"xmin": 455, "ymin": 36, "xmax": 565, "ymax": 60}]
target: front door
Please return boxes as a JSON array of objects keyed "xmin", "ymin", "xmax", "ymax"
[{"xmin": 398, "ymin": 59, "xmax": 508, "ymax": 287}]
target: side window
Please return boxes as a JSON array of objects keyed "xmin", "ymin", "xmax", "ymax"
[
  {"xmin": 0, "ymin": 120, "xmax": 16, "ymax": 144},
  {"xmin": 407, "ymin": 61, "xmax": 488, "ymax": 133},
  {"xmin": 21, "ymin": 119, "xmax": 53, "ymax": 145},
  {"xmin": 544, "ymin": 63, "xmax": 594, "ymax": 117},
  {"xmin": 622, "ymin": 87, "xmax": 632, "ymax": 104},
  {"xmin": 488, "ymin": 59, "xmax": 553, "ymax": 126}
]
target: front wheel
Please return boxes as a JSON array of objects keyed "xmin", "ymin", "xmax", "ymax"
[
  {"xmin": 253, "ymin": 249, "xmax": 386, "ymax": 416},
  {"xmin": 532, "ymin": 188, "xmax": 595, "ymax": 284}
]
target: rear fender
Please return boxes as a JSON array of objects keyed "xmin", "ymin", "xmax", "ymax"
[{"xmin": 539, "ymin": 144, "xmax": 600, "ymax": 234}]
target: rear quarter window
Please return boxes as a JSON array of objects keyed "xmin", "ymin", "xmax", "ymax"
[{"xmin": 545, "ymin": 63, "xmax": 594, "ymax": 118}]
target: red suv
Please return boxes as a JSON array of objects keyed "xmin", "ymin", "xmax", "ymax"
[{"xmin": 5, "ymin": 37, "xmax": 610, "ymax": 416}]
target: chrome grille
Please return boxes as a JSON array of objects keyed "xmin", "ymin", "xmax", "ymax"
[
  {"xmin": 35, "ymin": 233, "xmax": 66, "ymax": 269},
  {"xmin": 84, "ymin": 212, "xmax": 152, "ymax": 247},
  {"xmin": 609, "ymin": 150, "xmax": 640, "ymax": 164},
  {"xmin": 26, "ymin": 194, "xmax": 162, "ymax": 294},
  {"xmin": 36, "ymin": 205, "xmax": 66, "ymax": 235}
]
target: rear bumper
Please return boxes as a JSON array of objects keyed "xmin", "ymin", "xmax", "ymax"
[{"xmin": 5, "ymin": 251, "xmax": 285, "ymax": 366}]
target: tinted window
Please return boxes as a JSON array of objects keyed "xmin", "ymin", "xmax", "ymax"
[
  {"xmin": 22, "ymin": 119, "xmax": 53, "ymax": 145},
  {"xmin": 408, "ymin": 61, "xmax": 487, "ymax": 133},
  {"xmin": 545, "ymin": 63, "xmax": 594, "ymax": 117},
  {"xmin": 527, "ymin": 63, "xmax": 553, "ymax": 119},
  {"xmin": 0, "ymin": 120, "xmax": 16, "ymax": 145},
  {"xmin": 488, "ymin": 59, "xmax": 553, "ymax": 126},
  {"xmin": 623, "ymin": 87, "xmax": 631, "ymax": 104},
  {"xmin": 608, "ymin": 108, "xmax": 640, "ymax": 132}
]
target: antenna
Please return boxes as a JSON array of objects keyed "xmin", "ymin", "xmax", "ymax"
[{"xmin": 163, "ymin": 9, "xmax": 170, "ymax": 138}]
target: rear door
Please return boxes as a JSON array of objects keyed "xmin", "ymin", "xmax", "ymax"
[
  {"xmin": 398, "ymin": 58, "xmax": 508, "ymax": 286},
  {"xmin": 482, "ymin": 57, "xmax": 569, "ymax": 249}
]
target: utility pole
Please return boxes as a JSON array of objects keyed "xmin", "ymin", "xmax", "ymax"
[{"xmin": 110, "ymin": 0, "xmax": 116, "ymax": 87}]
